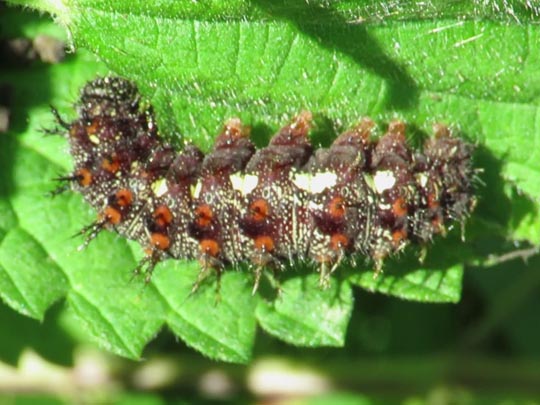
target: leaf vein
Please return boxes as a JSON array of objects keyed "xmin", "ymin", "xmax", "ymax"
[
  {"xmin": 71, "ymin": 291, "xmax": 138, "ymax": 358},
  {"xmin": 152, "ymin": 281, "xmax": 246, "ymax": 360},
  {"xmin": 270, "ymin": 31, "xmax": 299, "ymax": 89}
]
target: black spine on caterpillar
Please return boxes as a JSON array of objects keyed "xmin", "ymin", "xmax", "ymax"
[{"xmin": 59, "ymin": 77, "xmax": 476, "ymax": 289}]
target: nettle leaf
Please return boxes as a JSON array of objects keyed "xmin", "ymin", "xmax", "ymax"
[
  {"xmin": 257, "ymin": 273, "xmax": 353, "ymax": 347},
  {"xmin": 151, "ymin": 262, "xmax": 258, "ymax": 363},
  {"xmin": 2, "ymin": 0, "xmax": 539, "ymax": 362},
  {"xmin": 348, "ymin": 235, "xmax": 471, "ymax": 303}
]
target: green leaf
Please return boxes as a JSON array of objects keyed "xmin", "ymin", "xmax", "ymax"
[
  {"xmin": 64, "ymin": 235, "xmax": 165, "ymax": 359},
  {"xmin": 2, "ymin": 0, "xmax": 540, "ymax": 362},
  {"xmin": 256, "ymin": 274, "xmax": 353, "ymax": 346},
  {"xmin": 152, "ymin": 261, "xmax": 258, "ymax": 363},
  {"xmin": 0, "ymin": 227, "xmax": 68, "ymax": 319},
  {"xmin": 349, "ymin": 260, "xmax": 464, "ymax": 304},
  {"xmin": 0, "ymin": 300, "xmax": 74, "ymax": 365},
  {"xmin": 305, "ymin": 392, "xmax": 373, "ymax": 405},
  {"xmin": 34, "ymin": 0, "xmax": 540, "ymax": 223},
  {"xmin": 347, "ymin": 232, "xmax": 469, "ymax": 303},
  {"xmin": 351, "ymin": 264, "xmax": 464, "ymax": 304}
]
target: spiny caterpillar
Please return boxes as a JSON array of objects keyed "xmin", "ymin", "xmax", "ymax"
[{"xmin": 53, "ymin": 77, "xmax": 475, "ymax": 292}]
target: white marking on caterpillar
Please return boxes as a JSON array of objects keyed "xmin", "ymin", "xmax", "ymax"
[
  {"xmin": 416, "ymin": 173, "xmax": 428, "ymax": 188},
  {"xmin": 152, "ymin": 178, "xmax": 168, "ymax": 197},
  {"xmin": 373, "ymin": 170, "xmax": 396, "ymax": 194},
  {"xmin": 230, "ymin": 173, "xmax": 259, "ymax": 195},
  {"xmin": 191, "ymin": 181, "xmax": 202, "ymax": 199},
  {"xmin": 292, "ymin": 171, "xmax": 338, "ymax": 193}
]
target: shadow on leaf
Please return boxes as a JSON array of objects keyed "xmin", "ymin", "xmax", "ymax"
[{"xmin": 251, "ymin": 0, "xmax": 419, "ymax": 111}]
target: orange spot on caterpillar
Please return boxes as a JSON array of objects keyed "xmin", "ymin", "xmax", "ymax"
[
  {"xmin": 392, "ymin": 197, "xmax": 408, "ymax": 218},
  {"xmin": 392, "ymin": 229, "xmax": 408, "ymax": 246},
  {"xmin": 330, "ymin": 233, "xmax": 349, "ymax": 251},
  {"xmin": 151, "ymin": 232, "xmax": 170, "ymax": 251},
  {"xmin": 115, "ymin": 189, "xmax": 133, "ymax": 207},
  {"xmin": 200, "ymin": 239, "xmax": 220, "ymax": 257},
  {"xmin": 427, "ymin": 193, "xmax": 440, "ymax": 209},
  {"xmin": 249, "ymin": 199, "xmax": 269, "ymax": 222},
  {"xmin": 195, "ymin": 205, "xmax": 213, "ymax": 227},
  {"xmin": 101, "ymin": 155, "xmax": 120, "ymax": 173},
  {"xmin": 254, "ymin": 235, "xmax": 275, "ymax": 253},
  {"xmin": 328, "ymin": 196, "xmax": 345, "ymax": 219},
  {"xmin": 154, "ymin": 205, "xmax": 173, "ymax": 227},
  {"xmin": 102, "ymin": 206, "xmax": 122, "ymax": 225},
  {"xmin": 76, "ymin": 168, "xmax": 92, "ymax": 187},
  {"xmin": 86, "ymin": 119, "xmax": 100, "ymax": 135}
]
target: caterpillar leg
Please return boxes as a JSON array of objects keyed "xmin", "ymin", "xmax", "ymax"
[
  {"xmin": 75, "ymin": 219, "xmax": 107, "ymax": 251},
  {"xmin": 191, "ymin": 254, "xmax": 223, "ymax": 298},
  {"xmin": 131, "ymin": 250, "xmax": 164, "ymax": 284}
]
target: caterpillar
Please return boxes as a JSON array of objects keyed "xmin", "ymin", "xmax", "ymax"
[{"xmin": 54, "ymin": 77, "xmax": 476, "ymax": 291}]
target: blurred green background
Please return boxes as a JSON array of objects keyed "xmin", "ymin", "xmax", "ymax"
[{"xmin": 1, "ymin": 2, "xmax": 540, "ymax": 404}]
